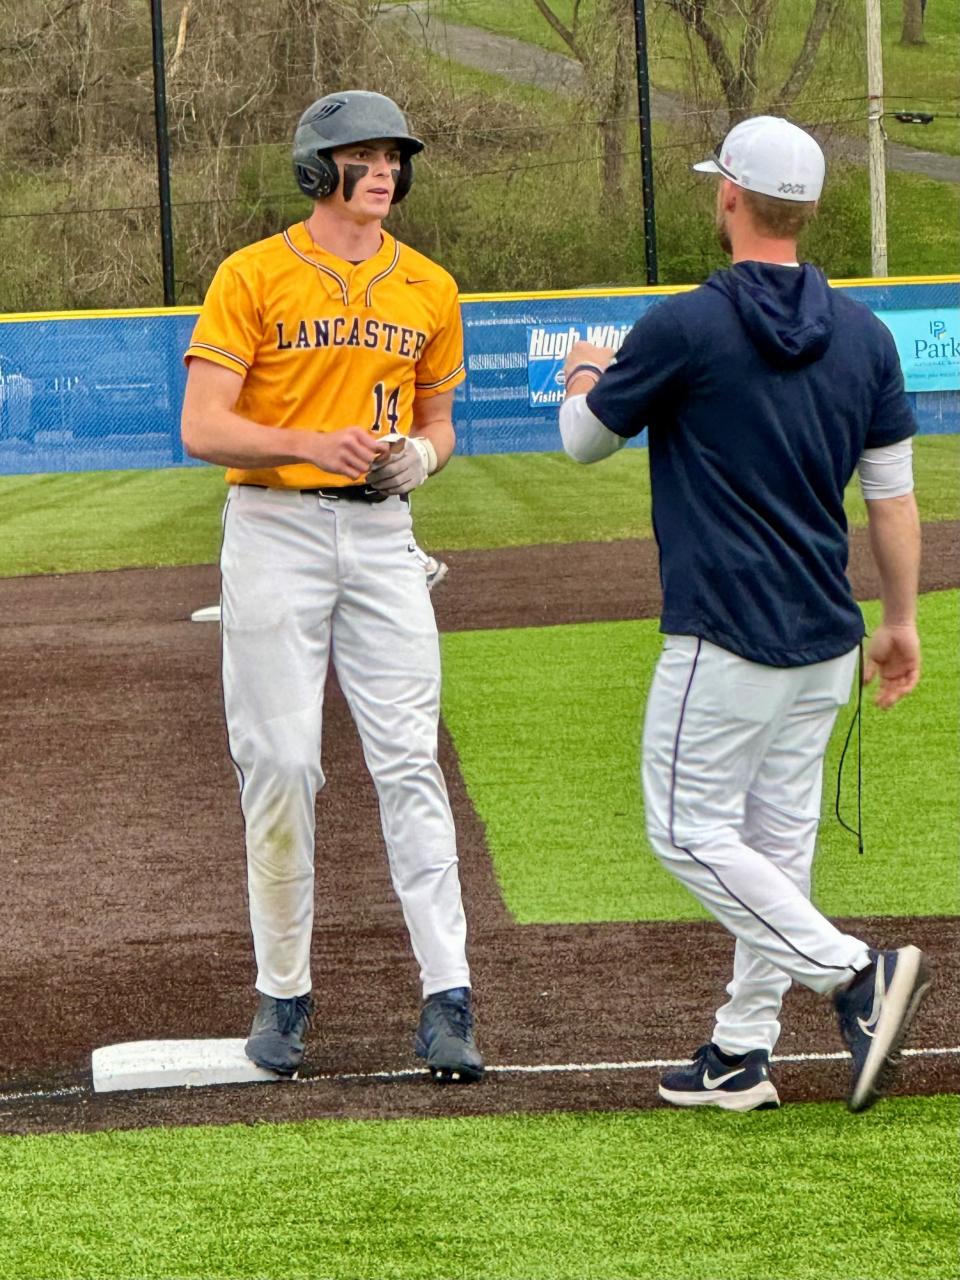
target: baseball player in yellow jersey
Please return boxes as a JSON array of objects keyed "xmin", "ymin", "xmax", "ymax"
[{"xmin": 180, "ymin": 90, "xmax": 483, "ymax": 1083}]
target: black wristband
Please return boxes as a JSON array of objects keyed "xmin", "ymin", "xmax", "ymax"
[{"xmin": 565, "ymin": 362, "xmax": 604, "ymax": 387}]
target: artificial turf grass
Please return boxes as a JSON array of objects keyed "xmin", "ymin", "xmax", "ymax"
[
  {"xmin": 440, "ymin": 590, "xmax": 959, "ymax": 923},
  {"xmin": 0, "ymin": 433, "xmax": 955, "ymax": 575},
  {"xmin": 0, "ymin": 465, "xmax": 227, "ymax": 577},
  {"xmin": 0, "ymin": 1096, "xmax": 956, "ymax": 1280}
]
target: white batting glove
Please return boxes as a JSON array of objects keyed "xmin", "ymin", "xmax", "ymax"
[{"xmin": 367, "ymin": 436, "xmax": 438, "ymax": 496}]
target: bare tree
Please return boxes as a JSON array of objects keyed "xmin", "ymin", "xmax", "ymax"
[
  {"xmin": 531, "ymin": 0, "xmax": 635, "ymax": 208},
  {"xmin": 0, "ymin": 0, "xmax": 153, "ymax": 159},
  {"xmin": 900, "ymin": 0, "xmax": 926, "ymax": 45},
  {"xmin": 584, "ymin": 0, "xmax": 636, "ymax": 206},
  {"xmin": 776, "ymin": 0, "xmax": 845, "ymax": 106},
  {"xmin": 663, "ymin": 0, "xmax": 846, "ymax": 125}
]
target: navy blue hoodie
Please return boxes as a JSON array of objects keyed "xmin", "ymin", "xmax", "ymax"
[{"xmin": 587, "ymin": 262, "xmax": 917, "ymax": 666}]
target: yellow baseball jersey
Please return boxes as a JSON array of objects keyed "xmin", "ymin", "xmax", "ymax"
[{"xmin": 184, "ymin": 222, "xmax": 466, "ymax": 489}]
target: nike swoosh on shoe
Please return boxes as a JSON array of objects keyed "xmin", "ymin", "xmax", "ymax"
[
  {"xmin": 857, "ymin": 962, "xmax": 886, "ymax": 1037},
  {"xmin": 702, "ymin": 1066, "xmax": 746, "ymax": 1088}
]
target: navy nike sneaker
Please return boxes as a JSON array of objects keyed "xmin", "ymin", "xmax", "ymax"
[
  {"xmin": 658, "ymin": 1043, "xmax": 780, "ymax": 1111},
  {"xmin": 834, "ymin": 946, "xmax": 930, "ymax": 1113}
]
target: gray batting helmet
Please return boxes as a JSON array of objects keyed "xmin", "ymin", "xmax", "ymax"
[{"xmin": 292, "ymin": 90, "xmax": 424, "ymax": 203}]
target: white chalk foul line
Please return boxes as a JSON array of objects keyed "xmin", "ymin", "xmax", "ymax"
[
  {"xmin": 1, "ymin": 1045, "xmax": 957, "ymax": 1106},
  {"xmin": 329, "ymin": 1044, "xmax": 960, "ymax": 1083},
  {"xmin": 0, "ymin": 1084, "xmax": 87, "ymax": 1104}
]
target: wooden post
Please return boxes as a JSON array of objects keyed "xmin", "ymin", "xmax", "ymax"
[{"xmin": 865, "ymin": 0, "xmax": 888, "ymax": 277}]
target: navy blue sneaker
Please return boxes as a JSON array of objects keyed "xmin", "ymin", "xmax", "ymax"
[
  {"xmin": 245, "ymin": 992, "xmax": 313, "ymax": 1077},
  {"xmin": 834, "ymin": 946, "xmax": 930, "ymax": 1113},
  {"xmin": 414, "ymin": 987, "xmax": 484, "ymax": 1083},
  {"xmin": 659, "ymin": 1043, "xmax": 780, "ymax": 1112}
]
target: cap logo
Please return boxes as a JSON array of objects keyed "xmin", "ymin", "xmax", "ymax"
[
  {"xmin": 778, "ymin": 182, "xmax": 806, "ymax": 195},
  {"xmin": 313, "ymin": 100, "xmax": 346, "ymax": 120}
]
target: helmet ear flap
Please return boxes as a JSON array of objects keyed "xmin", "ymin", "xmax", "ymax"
[
  {"xmin": 294, "ymin": 152, "xmax": 340, "ymax": 200},
  {"xmin": 391, "ymin": 157, "xmax": 414, "ymax": 204},
  {"xmin": 296, "ymin": 150, "xmax": 413, "ymax": 204}
]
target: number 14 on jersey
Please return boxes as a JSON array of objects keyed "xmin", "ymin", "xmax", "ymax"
[{"xmin": 371, "ymin": 382, "xmax": 400, "ymax": 434}]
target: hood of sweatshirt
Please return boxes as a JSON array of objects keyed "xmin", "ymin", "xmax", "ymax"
[{"xmin": 705, "ymin": 260, "xmax": 834, "ymax": 368}]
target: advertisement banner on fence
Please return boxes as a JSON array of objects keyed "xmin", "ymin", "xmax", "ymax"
[
  {"xmin": 0, "ymin": 282, "xmax": 956, "ymax": 475},
  {"xmin": 527, "ymin": 308, "xmax": 960, "ymax": 405},
  {"xmin": 875, "ymin": 309, "xmax": 960, "ymax": 392},
  {"xmin": 526, "ymin": 321, "xmax": 633, "ymax": 406}
]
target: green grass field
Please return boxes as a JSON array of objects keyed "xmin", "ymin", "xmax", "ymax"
[
  {"xmin": 441, "ymin": 591, "xmax": 959, "ymax": 922},
  {"xmin": 0, "ymin": 443, "xmax": 956, "ymax": 1280},
  {"xmin": 0, "ymin": 434, "xmax": 955, "ymax": 575},
  {"xmin": 2, "ymin": 1099, "xmax": 957, "ymax": 1280}
]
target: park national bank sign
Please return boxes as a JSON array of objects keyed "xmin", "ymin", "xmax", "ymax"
[
  {"xmin": 876, "ymin": 309, "xmax": 960, "ymax": 393},
  {"xmin": 525, "ymin": 309, "xmax": 960, "ymax": 406}
]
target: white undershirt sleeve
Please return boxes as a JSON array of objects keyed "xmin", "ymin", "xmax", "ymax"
[
  {"xmin": 559, "ymin": 393, "xmax": 628, "ymax": 464},
  {"xmin": 856, "ymin": 438, "xmax": 915, "ymax": 500}
]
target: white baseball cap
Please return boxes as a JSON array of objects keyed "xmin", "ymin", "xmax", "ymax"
[{"xmin": 693, "ymin": 115, "xmax": 825, "ymax": 202}]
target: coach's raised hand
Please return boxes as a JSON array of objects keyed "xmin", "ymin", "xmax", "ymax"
[{"xmin": 563, "ymin": 340, "xmax": 615, "ymax": 392}]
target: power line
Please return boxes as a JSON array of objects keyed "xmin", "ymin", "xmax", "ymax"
[
  {"xmin": 0, "ymin": 111, "xmax": 893, "ymax": 222},
  {"xmin": 0, "ymin": 91, "xmax": 954, "ymax": 171}
]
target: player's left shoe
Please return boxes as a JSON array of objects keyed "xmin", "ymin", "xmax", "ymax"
[
  {"xmin": 658, "ymin": 1043, "xmax": 780, "ymax": 1111},
  {"xmin": 414, "ymin": 987, "xmax": 484, "ymax": 1083},
  {"xmin": 834, "ymin": 946, "xmax": 930, "ymax": 1113},
  {"xmin": 245, "ymin": 992, "xmax": 313, "ymax": 1077}
]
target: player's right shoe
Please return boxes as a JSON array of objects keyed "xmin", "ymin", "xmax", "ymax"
[
  {"xmin": 245, "ymin": 992, "xmax": 314, "ymax": 1077},
  {"xmin": 658, "ymin": 1043, "xmax": 780, "ymax": 1111},
  {"xmin": 414, "ymin": 987, "xmax": 484, "ymax": 1083},
  {"xmin": 834, "ymin": 946, "xmax": 930, "ymax": 1113}
]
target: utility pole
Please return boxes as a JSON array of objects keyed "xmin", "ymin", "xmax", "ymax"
[
  {"xmin": 631, "ymin": 0, "xmax": 658, "ymax": 285},
  {"xmin": 150, "ymin": 0, "xmax": 176, "ymax": 305},
  {"xmin": 865, "ymin": 0, "xmax": 888, "ymax": 276}
]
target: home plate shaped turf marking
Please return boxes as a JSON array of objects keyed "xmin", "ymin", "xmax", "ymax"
[{"xmin": 91, "ymin": 1039, "xmax": 284, "ymax": 1092}]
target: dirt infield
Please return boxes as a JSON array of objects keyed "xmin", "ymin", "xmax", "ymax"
[{"xmin": 0, "ymin": 525, "xmax": 957, "ymax": 1136}]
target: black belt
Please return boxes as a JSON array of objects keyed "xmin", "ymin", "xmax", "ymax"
[
  {"xmin": 244, "ymin": 484, "xmax": 407, "ymax": 504},
  {"xmin": 311, "ymin": 484, "xmax": 408, "ymax": 504}
]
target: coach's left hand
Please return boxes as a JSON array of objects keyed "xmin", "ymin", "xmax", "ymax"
[
  {"xmin": 864, "ymin": 622, "xmax": 921, "ymax": 709},
  {"xmin": 367, "ymin": 436, "xmax": 437, "ymax": 495}
]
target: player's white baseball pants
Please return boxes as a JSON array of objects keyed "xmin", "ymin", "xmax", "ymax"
[
  {"xmin": 219, "ymin": 483, "xmax": 470, "ymax": 1001},
  {"xmin": 643, "ymin": 635, "xmax": 869, "ymax": 1056}
]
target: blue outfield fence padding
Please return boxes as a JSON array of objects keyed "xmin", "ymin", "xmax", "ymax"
[
  {"xmin": 0, "ymin": 309, "xmax": 200, "ymax": 477},
  {"xmin": 0, "ymin": 277, "xmax": 957, "ymax": 476}
]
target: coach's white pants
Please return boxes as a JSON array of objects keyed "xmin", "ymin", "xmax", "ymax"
[
  {"xmin": 220, "ymin": 484, "xmax": 470, "ymax": 1001},
  {"xmin": 643, "ymin": 635, "xmax": 868, "ymax": 1056}
]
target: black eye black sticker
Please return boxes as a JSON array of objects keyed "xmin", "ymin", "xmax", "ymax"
[{"xmin": 341, "ymin": 163, "xmax": 370, "ymax": 201}]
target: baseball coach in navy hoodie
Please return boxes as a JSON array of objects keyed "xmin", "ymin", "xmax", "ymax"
[{"xmin": 559, "ymin": 116, "xmax": 929, "ymax": 1115}]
